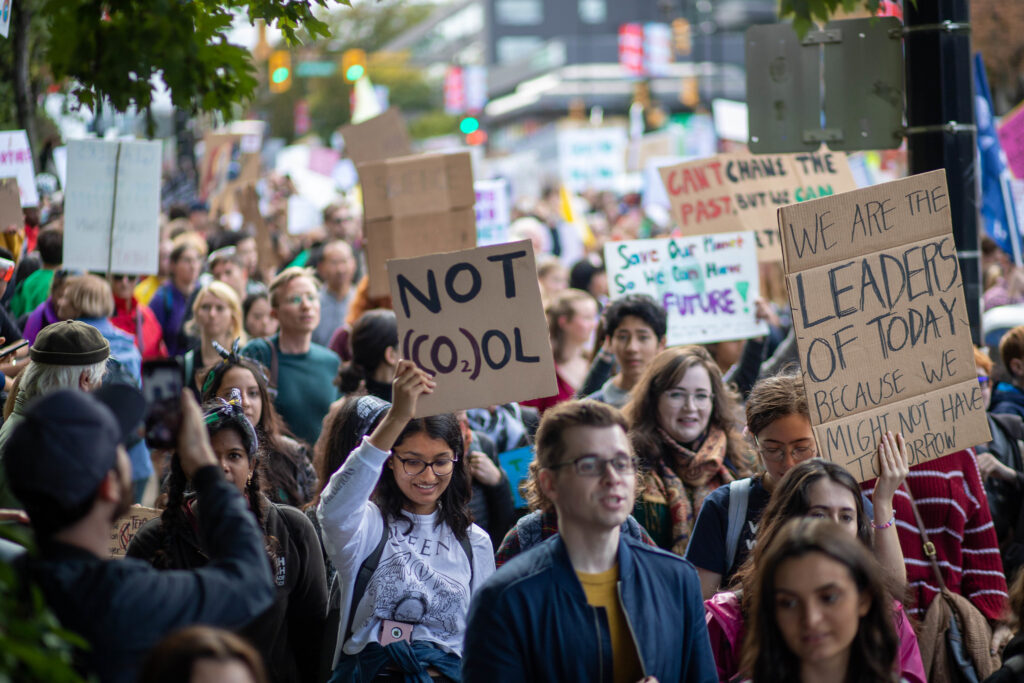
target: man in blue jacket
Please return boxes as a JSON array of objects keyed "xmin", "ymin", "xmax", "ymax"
[
  {"xmin": 462, "ymin": 400, "xmax": 717, "ymax": 683},
  {"xmin": 5, "ymin": 385, "xmax": 275, "ymax": 683}
]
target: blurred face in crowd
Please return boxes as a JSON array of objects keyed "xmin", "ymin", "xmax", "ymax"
[
  {"xmin": 195, "ymin": 292, "xmax": 233, "ymax": 340},
  {"xmin": 212, "ymin": 259, "xmax": 247, "ymax": 300},
  {"xmin": 542, "ymin": 425, "xmax": 636, "ymax": 534},
  {"xmin": 158, "ymin": 239, "xmax": 174, "ymax": 277},
  {"xmin": 388, "ymin": 432, "xmax": 455, "ymax": 515},
  {"xmin": 234, "ymin": 237, "xmax": 259, "ymax": 276},
  {"xmin": 55, "ymin": 288, "xmax": 78, "ymax": 320},
  {"xmin": 111, "ymin": 274, "xmax": 139, "ymax": 301},
  {"xmin": 210, "ymin": 427, "xmax": 254, "ymax": 494},
  {"xmin": 805, "ymin": 478, "xmax": 859, "ymax": 537},
  {"xmin": 216, "ymin": 367, "xmax": 263, "ymax": 427},
  {"xmin": 538, "ymin": 265, "xmax": 568, "ymax": 297},
  {"xmin": 325, "ymin": 205, "xmax": 358, "ymax": 241},
  {"xmin": 172, "ymin": 247, "xmax": 203, "ymax": 292},
  {"xmin": 610, "ymin": 315, "xmax": 664, "ymax": 387},
  {"xmin": 245, "ymin": 297, "xmax": 277, "ymax": 339},
  {"xmin": 273, "ymin": 276, "xmax": 320, "ymax": 335},
  {"xmin": 753, "ymin": 413, "xmax": 817, "ymax": 487},
  {"xmin": 657, "ymin": 364, "xmax": 713, "ymax": 445},
  {"xmin": 773, "ymin": 552, "xmax": 870, "ymax": 672},
  {"xmin": 317, "ymin": 241, "xmax": 355, "ymax": 295},
  {"xmin": 977, "ymin": 365, "xmax": 992, "ymax": 408},
  {"xmin": 562, "ymin": 298, "xmax": 598, "ymax": 347}
]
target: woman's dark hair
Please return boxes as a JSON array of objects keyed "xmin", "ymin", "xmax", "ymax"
[
  {"xmin": 338, "ymin": 309, "xmax": 397, "ymax": 395},
  {"xmin": 741, "ymin": 517, "xmax": 899, "ymax": 683},
  {"xmin": 201, "ymin": 356, "xmax": 305, "ymax": 506},
  {"xmin": 623, "ymin": 345, "xmax": 751, "ymax": 474},
  {"xmin": 373, "ymin": 413, "xmax": 472, "ymax": 540},
  {"xmin": 734, "ymin": 459, "xmax": 872, "ymax": 601},
  {"xmin": 243, "ymin": 291, "xmax": 270, "ymax": 320},
  {"xmin": 309, "ymin": 394, "xmax": 390, "ymax": 509},
  {"xmin": 154, "ymin": 400, "xmax": 276, "ymax": 568},
  {"xmin": 137, "ymin": 625, "xmax": 269, "ymax": 683}
]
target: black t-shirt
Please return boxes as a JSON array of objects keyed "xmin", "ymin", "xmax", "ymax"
[
  {"xmin": 0, "ymin": 304, "xmax": 23, "ymax": 344},
  {"xmin": 685, "ymin": 476, "xmax": 771, "ymax": 585}
]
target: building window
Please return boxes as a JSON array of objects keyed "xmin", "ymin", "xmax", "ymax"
[
  {"xmin": 495, "ymin": 0, "xmax": 542, "ymax": 26},
  {"xmin": 579, "ymin": 0, "xmax": 606, "ymax": 24},
  {"xmin": 496, "ymin": 36, "xmax": 543, "ymax": 64}
]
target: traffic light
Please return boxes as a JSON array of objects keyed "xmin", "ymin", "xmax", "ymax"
[
  {"xmin": 269, "ymin": 50, "xmax": 292, "ymax": 93},
  {"xmin": 465, "ymin": 129, "xmax": 487, "ymax": 146},
  {"xmin": 459, "ymin": 116, "xmax": 479, "ymax": 135},
  {"xmin": 342, "ymin": 48, "xmax": 367, "ymax": 82},
  {"xmin": 672, "ymin": 18, "xmax": 692, "ymax": 57}
]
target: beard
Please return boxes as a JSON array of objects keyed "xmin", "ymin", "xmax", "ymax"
[{"xmin": 109, "ymin": 471, "xmax": 134, "ymax": 522}]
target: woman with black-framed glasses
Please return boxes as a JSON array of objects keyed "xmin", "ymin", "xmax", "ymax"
[{"xmin": 318, "ymin": 360, "xmax": 495, "ymax": 682}]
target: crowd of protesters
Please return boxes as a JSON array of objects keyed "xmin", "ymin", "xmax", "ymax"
[{"xmin": 3, "ymin": 170, "xmax": 1024, "ymax": 683}]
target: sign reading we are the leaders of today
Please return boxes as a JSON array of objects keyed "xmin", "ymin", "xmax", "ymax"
[
  {"xmin": 605, "ymin": 232, "xmax": 768, "ymax": 346},
  {"xmin": 779, "ymin": 170, "xmax": 990, "ymax": 483}
]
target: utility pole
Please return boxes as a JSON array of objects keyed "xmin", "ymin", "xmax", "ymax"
[{"xmin": 904, "ymin": 0, "xmax": 981, "ymax": 343}]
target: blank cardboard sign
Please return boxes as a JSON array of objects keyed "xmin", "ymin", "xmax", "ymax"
[
  {"xmin": 340, "ymin": 108, "xmax": 411, "ymax": 166},
  {"xmin": 0, "ymin": 177, "xmax": 22, "ymax": 229},
  {"xmin": 659, "ymin": 150, "xmax": 857, "ymax": 261},
  {"xmin": 388, "ymin": 240, "xmax": 556, "ymax": 417},
  {"xmin": 779, "ymin": 169, "xmax": 990, "ymax": 482}
]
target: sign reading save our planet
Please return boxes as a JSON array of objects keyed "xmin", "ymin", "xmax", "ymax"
[{"xmin": 605, "ymin": 231, "xmax": 768, "ymax": 346}]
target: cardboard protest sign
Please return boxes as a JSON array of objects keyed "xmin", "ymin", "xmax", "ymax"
[
  {"xmin": 388, "ymin": 240, "xmax": 556, "ymax": 416},
  {"xmin": 109, "ymin": 505, "xmax": 161, "ymax": 558},
  {"xmin": 361, "ymin": 151, "xmax": 477, "ymax": 297},
  {"xmin": 340, "ymin": 108, "xmax": 411, "ymax": 166},
  {"xmin": 659, "ymin": 150, "xmax": 857, "ymax": 260},
  {"xmin": 0, "ymin": 177, "xmax": 22, "ymax": 229},
  {"xmin": 63, "ymin": 139, "xmax": 162, "ymax": 275},
  {"xmin": 497, "ymin": 446, "xmax": 534, "ymax": 509},
  {"xmin": 779, "ymin": 170, "xmax": 990, "ymax": 482},
  {"xmin": 475, "ymin": 179, "xmax": 510, "ymax": 246},
  {"xmin": 605, "ymin": 232, "xmax": 767, "ymax": 346},
  {"xmin": 0, "ymin": 130, "xmax": 38, "ymax": 207}
]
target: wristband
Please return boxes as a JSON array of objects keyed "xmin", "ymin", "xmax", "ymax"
[{"xmin": 871, "ymin": 513, "xmax": 895, "ymax": 530}]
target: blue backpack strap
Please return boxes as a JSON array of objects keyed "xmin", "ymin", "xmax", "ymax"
[
  {"xmin": 344, "ymin": 509, "xmax": 389, "ymax": 647},
  {"xmin": 725, "ymin": 478, "xmax": 752, "ymax": 574}
]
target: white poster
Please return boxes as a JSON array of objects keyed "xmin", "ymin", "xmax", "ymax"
[
  {"xmin": 63, "ymin": 139, "xmax": 161, "ymax": 275},
  {"xmin": 557, "ymin": 127, "xmax": 627, "ymax": 193},
  {"xmin": 474, "ymin": 179, "xmax": 510, "ymax": 246},
  {"xmin": 0, "ymin": 0, "xmax": 11, "ymax": 39},
  {"xmin": 605, "ymin": 232, "xmax": 767, "ymax": 346},
  {"xmin": 0, "ymin": 130, "xmax": 38, "ymax": 207}
]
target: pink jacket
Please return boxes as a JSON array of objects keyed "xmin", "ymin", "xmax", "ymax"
[{"xmin": 705, "ymin": 591, "xmax": 926, "ymax": 683}]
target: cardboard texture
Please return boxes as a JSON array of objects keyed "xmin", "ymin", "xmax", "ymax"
[
  {"xmin": 0, "ymin": 177, "xmax": 22, "ymax": 228},
  {"xmin": 63, "ymin": 139, "xmax": 162, "ymax": 275},
  {"xmin": 0, "ymin": 130, "xmax": 39, "ymax": 207},
  {"xmin": 359, "ymin": 151, "xmax": 475, "ymax": 222},
  {"xmin": 387, "ymin": 240, "xmax": 557, "ymax": 417},
  {"xmin": 605, "ymin": 232, "xmax": 768, "ymax": 346},
  {"xmin": 361, "ymin": 151, "xmax": 478, "ymax": 297},
  {"xmin": 235, "ymin": 183, "xmax": 276, "ymax": 270},
  {"xmin": 340, "ymin": 108, "xmax": 411, "ymax": 166},
  {"xmin": 659, "ymin": 150, "xmax": 857, "ymax": 261},
  {"xmin": 779, "ymin": 169, "xmax": 990, "ymax": 481},
  {"xmin": 366, "ymin": 208, "xmax": 477, "ymax": 297},
  {"xmin": 109, "ymin": 505, "xmax": 161, "ymax": 558}
]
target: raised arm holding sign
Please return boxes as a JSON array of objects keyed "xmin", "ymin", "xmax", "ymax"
[{"xmin": 779, "ymin": 170, "xmax": 991, "ymax": 482}]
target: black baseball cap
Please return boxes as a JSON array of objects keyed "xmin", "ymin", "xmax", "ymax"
[{"xmin": 5, "ymin": 385, "xmax": 147, "ymax": 507}]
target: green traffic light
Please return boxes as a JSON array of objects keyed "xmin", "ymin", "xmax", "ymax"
[
  {"xmin": 346, "ymin": 64, "xmax": 365, "ymax": 81},
  {"xmin": 271, "ymin": 67, "xmax": 290, "ymax": 84},
  {"xmin": 459, "ymin": 117, "xmax": 479, "ymax": 134}
]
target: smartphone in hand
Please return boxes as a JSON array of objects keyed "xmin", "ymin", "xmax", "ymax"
[{"xmin": 141, "ymin": 359, "xmax": 184, "ymax": 449}]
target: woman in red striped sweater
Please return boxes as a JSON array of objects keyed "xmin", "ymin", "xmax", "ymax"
[{"xmin": 862, "ymin": 449, "xmax": 1013, "ymax": 653}]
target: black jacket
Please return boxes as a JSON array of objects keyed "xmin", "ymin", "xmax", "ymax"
[
  {"xmin": 17, "ymin": 466, "xmax": 275, "ymax": 683},
  {"xmin": 128, "ymin": 494, "xmax": 328, "ymax": 683}
]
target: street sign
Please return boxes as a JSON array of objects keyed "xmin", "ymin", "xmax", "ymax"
[
  {"xmin": 746, "ymin": 23, "xmax": 820, "ymax": 154},
  {"xmin": 746, "ymin": 18, "xmax": 903, "ymax": 153}
]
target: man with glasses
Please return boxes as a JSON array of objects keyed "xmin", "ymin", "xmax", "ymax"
[
  {"xmin": 242, "ymin": 267, "xmax": 339, "ymax": 445},
  {"xmin": 463, "ymin": 400, "xmax": 716, "ymax": 683}
]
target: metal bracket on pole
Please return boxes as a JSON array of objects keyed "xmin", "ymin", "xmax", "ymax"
[
  {"xmin": 802, "ymin": 128, "xmax": 844, "ymax": 144},
  {"xmin": 801, "ymin": 28, "xmax": 841, "ymax": 45},
  {"xmin": 892, "ymin": 21, "xmax": 971, "ymax": 38},
  {"xmin": 902, "ymin": 121, "xmax": 977, "ymax": 136}
]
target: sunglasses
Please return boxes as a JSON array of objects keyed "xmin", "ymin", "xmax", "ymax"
[{"xmin": 112, "ymin": 274, "xmax": 139, "ymax": 282}]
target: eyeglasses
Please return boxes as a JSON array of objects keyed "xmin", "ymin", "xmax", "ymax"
[
  {"xmin": 662, "ymin": 390, "xmax": 713, "ymax": 407},
  {"xmin": 753, "ymin": 436, "xmax": 817, "ymax": 463},
  {"xmin": 283, "ymin": 293, "xmax": 317, "ymax": 306},
  {"xmin": 978, "ymin": 375, "xmax": 990, "ymax": 387},
  {"xmin": 112, "ymin": 274, "xmax": 138, "ymax": 282},
  {"xmin": 549, "ymin": 454, "xmax": 638, "ymax": 477},
  {"xmin": 394, "ymin": 454, "xmax": 457, "ymax": 477}
]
